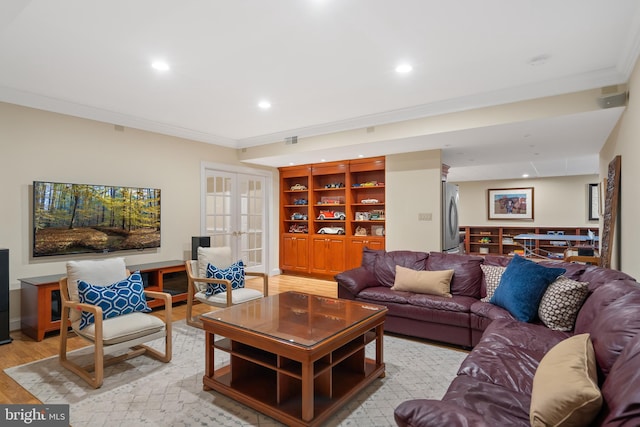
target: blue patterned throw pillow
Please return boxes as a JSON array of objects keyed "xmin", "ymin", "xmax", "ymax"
[
  {"xmin": 489, "ymin": 255, "xmax": 566, "ymax": 323},
  {"xmin": 205, "ymin": 261, "xmax": 245, "ymax": 296},
  {"xmin": 77, "ymin": 271, "xmax": 151, "ymax": 329}
]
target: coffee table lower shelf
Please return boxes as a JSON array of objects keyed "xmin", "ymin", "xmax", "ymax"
[{"xmin": 202, "ymin": 327, "xmax": 385, "ymax": 427}]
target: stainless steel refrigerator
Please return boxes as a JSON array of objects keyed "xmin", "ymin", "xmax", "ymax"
[{"xmin": 442, "ymin": 182, "xmax": 460, "ymax": 252}]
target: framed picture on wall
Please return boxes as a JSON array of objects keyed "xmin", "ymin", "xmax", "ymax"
[{"xmin": 487, "ymin": 187, "xmax": 534, "ymax": 220}]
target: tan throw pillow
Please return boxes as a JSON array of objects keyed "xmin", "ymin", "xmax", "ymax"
[
  {"xmin": 391, "ymin": 265, "xmax": 453, "ymax": 297},
  {"xmin": 530, "ymin": 333, "xmax": 603, "ymax": 427}
]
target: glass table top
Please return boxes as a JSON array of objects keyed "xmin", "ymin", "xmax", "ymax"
[{"xmin": 201, "ymin": 291, "xmax": 386, "ymax": 347}]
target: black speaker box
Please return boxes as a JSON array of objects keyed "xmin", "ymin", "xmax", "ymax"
[
  {"xmin": 191, "ymin": 236, "xmax": 210, "ymax": 260},
  {"xmin": 0, "ymin": 249, "xmax": 12, "ymax": 345}
]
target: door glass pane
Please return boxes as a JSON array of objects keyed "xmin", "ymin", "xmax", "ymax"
[{"xmin": 204, "ymin": 170, "xmax": 266, "ymax": 272}]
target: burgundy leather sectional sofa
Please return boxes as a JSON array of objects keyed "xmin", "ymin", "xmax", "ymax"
[{"xmin": 335, "ymin": 249, "xmax": 640, "ymax": 426}]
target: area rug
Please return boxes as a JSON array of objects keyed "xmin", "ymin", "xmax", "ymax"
[{"xmin": 5, "ymin": 321, "xmax": 467, "ymax": 426}]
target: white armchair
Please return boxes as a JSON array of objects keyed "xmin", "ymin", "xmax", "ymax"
[
  {"xmin": 185, "ymin": 246, "xmax": 268, "ymax": 328},
  {"xmin": 58, "ymin": 257, "xmax": 172, "ymax": 388}
]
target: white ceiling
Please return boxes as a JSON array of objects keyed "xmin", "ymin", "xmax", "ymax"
[{"xmin": 1, "ymin": 0, "xmax": 639, "ymax": 181}]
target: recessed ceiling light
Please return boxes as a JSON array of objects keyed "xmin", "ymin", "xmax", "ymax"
[
  {"xmin": 320, "ymin": 159, "xmax": 326, "ymax": 162},
  {"xmin": 289, "ymin": 162, "xmax": 294, "ymax": 166},
  {"xmin": 358, "ymin": 154, "xmax": 364, "ymax": 158},
  {"xmin": 522, "ymin": 174, "xmax": 529, "ymax": 178},
  {"xmin": 395, "ymin": 63, "xmax": 413, "ymax": 73},
  {"xmin": 258, "ymin": 100, "xmax": 271, "ymax": 109},
  {"xmin": 151, "ymin": 61, "xmax": 170, "ymax": 71}
]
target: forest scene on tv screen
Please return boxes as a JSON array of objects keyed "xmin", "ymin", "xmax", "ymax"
[{"xmin": 33, "ymin": 181, "xmax": 161, "ymax": 257}]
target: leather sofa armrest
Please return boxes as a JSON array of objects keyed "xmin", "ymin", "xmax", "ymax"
[
  {"xmin": 335, "ymin": 267, "xmax": 379, "ymax": 297},
  {"xmin": 394, "ymin": 399, "xmax": 490, "ymax": 427}
]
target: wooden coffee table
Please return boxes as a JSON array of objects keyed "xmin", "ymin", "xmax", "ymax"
[{"xmin": 201, "ymin": 291, "xmax": 387, "ymax": 427}]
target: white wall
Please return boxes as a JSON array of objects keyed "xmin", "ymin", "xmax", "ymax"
[
  {"xmin": 456, "ymin": 175, "xmax": 600, "ymax": 227},
  {"xmin": 0, "ymin": 102, "xmax": 278, "ymax": 329},
  {"xmin": 386, "ymin": 150, "xmax": 442, "ymax": 252},
  {"xmin": 599, "ymin": 56, "xmax": 640, "ymax": 276}
]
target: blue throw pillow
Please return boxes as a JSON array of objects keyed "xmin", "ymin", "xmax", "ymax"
[
  {"xmin": 205, "ymin": 260, "xmax": 245, "ymax": 296},
  {"xmin": 489, "ymin": 255, "xmax": 566, "ymax": 322},
  {"xmin": 77, "ymin": 271, "xmax": 152, "ymax": 329}
]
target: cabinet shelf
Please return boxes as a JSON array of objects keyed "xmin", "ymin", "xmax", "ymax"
[
  {"xmin": 280, "ymin": 157, "xmax": 385, "ymax": 276},
  {"xmin": 461, "ymin": 226, "xmax": 599, "ymax": 259}
]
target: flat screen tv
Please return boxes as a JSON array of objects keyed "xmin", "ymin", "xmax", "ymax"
[{"xmin": 33, "ymin": 181, "xmax": 161, "ymax": 257}]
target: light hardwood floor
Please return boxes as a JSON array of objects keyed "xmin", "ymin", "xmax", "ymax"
[{"xmin": 0, "ymin": 274, "xmax": 337, "ymax": 404}]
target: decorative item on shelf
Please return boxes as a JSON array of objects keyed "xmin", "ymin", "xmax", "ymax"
[
  {"xmin": 502, "ymin": 237, "xmax": 514, "ymax": 244},
  {"xmin": 290, "ymin": 184, "xmax": 307, "ymax": 191},
  {"xmin": 355, "ymin": 212, "xmax": 370, "ymax": 221},
  {"xmin": 319, "ymin": 196, "xmax": 343, "ymax": 205},
  {"xmin": 291, "ymin": 212, "xmax": 308, "ymax": 220},
  {"xmin": 318, "ymin": 227, "xmax": 345, "ymax": 235},
  {"xmin": 369, "ymin": 209, "xmax": 385, "ymax": 220},
  {"xmin": 293, "ymin": 198, "xmax": 308, "ymax": 205},
  {"xmin": 324, "ymin": 182, "xmax": 344, "ymax": 188},
  {"xmin": 371, "ymin": 225, "xmax": 384, "ymax": 236},
  {"xmin": 478, "ymin": 237, "xmax": 491, "ymax": 244},
  {"xmin": 361, "ymin": 198, "xmax": 379, "ymax": 204},
  {"xmin": 479, "ymin": 247, "xmax": 490, "ymax": 254},
  {"xmin": 317, "ymin": 210, "xmax": 346, "ymax": 220},
  {"xmin": 288, "ymin": 224, "xmax": 308, "ymax": 233},
  {"xmin": 355, "ymin": 226, "xmax": 367, "ymax": 236}
]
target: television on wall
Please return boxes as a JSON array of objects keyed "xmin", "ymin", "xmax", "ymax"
[{"xmin": 33, "ymin": 181, "xmax": 161, "ymax": 257}]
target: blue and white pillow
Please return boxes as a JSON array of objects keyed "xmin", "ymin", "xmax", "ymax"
[
  {"xmin": 77, "ymin": 271, "xmax": 151, "ymax": 329},
  {"xmin": 205, "ymin": 261, "xmax": 245, "ymax": 296}
]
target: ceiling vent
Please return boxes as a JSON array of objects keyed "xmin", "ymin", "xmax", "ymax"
[
  {"xmin": 285, "ymin": 136, "xmax": 298, "ymax": 145},
  {"xmin": 597, "ymin": 86, "xmax": 628, "ymax": 109}
]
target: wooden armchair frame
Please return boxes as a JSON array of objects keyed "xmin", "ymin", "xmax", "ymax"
[
  {"xmin": 59, "ymin": 272, "xmax": 172, "ymax": 389},
  {"xmin": 185, "ymin": 260, "xmax": 268, "ymax": 329}
]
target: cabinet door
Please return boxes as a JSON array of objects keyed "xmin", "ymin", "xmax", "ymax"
[
  {"xmin": 311, "ymin": 237, "xmax": 345, "ymax": 275},
  {"xmin": 282, "ymin": 235, "xmax": 309, "ymax": 272},
  {"xmin": 347, "ymin": 237, "xmax": 385, "ymax": 270}
]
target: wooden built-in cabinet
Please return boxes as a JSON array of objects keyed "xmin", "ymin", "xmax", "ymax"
[
  {"xmin": 461, "ymin": 226, "xmax": 599, "ymax": 259},
  {"xmin": 279, "ymin": 157, "xmax": 385, "ymax": 277}
]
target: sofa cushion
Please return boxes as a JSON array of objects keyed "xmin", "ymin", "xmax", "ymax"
[
  {"xmin": 373, "ymin": 250, "xmax": 429, "ymax": 287},
  {"xmin": 459, "ymin": 319, "xmax": 568, "ymax": 395},
  {"xmin": 538, "ymin": 276, "xmax": 589, "ymax": 331},
  {"xmin": 574, "ymin": 279, "xmax": 640, "ymax": 335},
  {"xmin": 391, "ymin": 265, "xmax": 453, "ymax": 297},
  {"xmin": 589, "ymin": 292, "xmax": 640, "ymax": 380},
  {"xmin": 598, "ymin": 330, "xmax": 640, "ymax": 425},
  {"xmin": 358, "ymin": 286, "xmax": 412, "ymax": 304},
  {"xmin": 538, "ymin": 260, "xmax": 587, "ymax": 281},
  {"xmin": 530, "ymin": 334, "xmax": 602, "ymax": 427},
  {"xmin": 397, "ymin": 375, "xmax": 533, "ymax": 427},
  {"xmin": 361, "ymin": 246, "xmax": 385, "ymax": 270},
  {"xmin": 470, "ymin": 301, "xmax": 515, "ymax": 322},
  {"xmin": 408, "ymin": 294, "xmax": 476, "ymax": 313},
  {"xmin": 426, "ymin": 252, "xmax": 484, "ymax": 298},
  {"xmin": 480, "ymin": 264, "xmax": 505, "ymax": 302},
  {"xmin": 490, "ymin": 256, "xmax": 565, "ymax": 322}
]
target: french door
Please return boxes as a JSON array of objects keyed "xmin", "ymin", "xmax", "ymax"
[{"xmin": 202, "ymin": 165, "xmax": 269, "ymax": 273}]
